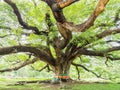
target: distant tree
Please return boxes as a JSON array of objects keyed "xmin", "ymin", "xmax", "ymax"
[{"xmin": 0, "ymin": 0, "xmax": 120, "ymax": 82}]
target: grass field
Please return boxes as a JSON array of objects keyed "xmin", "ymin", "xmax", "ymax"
[
  {"xmin": 0, "ymin": 78, "xmax": 120, "ymax": 90},
  {"xmin": 72, "ymin": 84, "xmax": 120, "ymax": 90},
  {"xmin": 0, "ymin": 83, "xmax": 120, "ymax": 90}
]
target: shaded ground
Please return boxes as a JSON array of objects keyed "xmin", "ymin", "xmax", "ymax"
[
  {"xmin": 0, "ymin": 78, "xmax": 120, "ymax": 90},
  {"xmin": 0, "ymin": 82, "xmax": 120, "ymax": 90}
]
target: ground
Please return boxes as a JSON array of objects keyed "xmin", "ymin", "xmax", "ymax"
[{"xmin": 0, "ymin": 78, "xmax": 120, "ymax": 90}]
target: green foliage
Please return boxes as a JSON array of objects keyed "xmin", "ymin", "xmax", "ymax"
[
  {"xmin": 50, "ymin": 45, "xmax": 57, "ymax": 59},
  {"xmin": 64, "ymin": 0, "xmax": 97, "ymax": 23},
  {"xmin": 32, "ymin": 61, "xmax": 46, "ymax": 70},
  {"xmin": 0, "ymin": 2, "xmax": 18, "ymax": 28},
  {"xmin": 74, "ymin": 56, "xmax": 90, "ymax": 64},
  {"xmin": 0, "ymin": 0, "xmax": 120, "ymax": 81},
  {"xmin": 28, "ymin": 33, "xmax": 47, "ymax": 47},
  {"xmin": 71, "ymin": 30, "xmax": 97, "ymax": 47},
  {"xmin": 109, "ymin": 51, "xmax": 120, "ymax": 58}
]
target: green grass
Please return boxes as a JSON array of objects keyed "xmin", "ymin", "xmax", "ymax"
[
  {"xmin": 72, "ymin": 83, "xmax": 120, "ymax": 90},
  {"xmin": 0, "ymin": 78, "xmax": 120, "ymax": 90},
  {"xmin": 0, "ymin": 84, "xmax": 50, "ymax": 90},
  {"xmin": 0, "ymin": 83, "xmax": 120, "ymax": 90}
]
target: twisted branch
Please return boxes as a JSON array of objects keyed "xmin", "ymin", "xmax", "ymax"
[
  {"xmin": 75, "ymin": 65, "xmax": 80, "ymax": 80},
  {"xmin": 62, "ymin": 0, "xmax": 109, "ymax": 32},
  {"xmin": 31, "ymin": 64, "xmax": 48, "ymax": 72},
  {"xmin": 72, "ymin": 62, "xmax": 101, "ymax": 78},
  {"xmin": 0, "ymin": 45, "xmax": 56, "ymax": 66},
  {"xmin": 0, "ymin": 58, "xmax": 38, "ymax": 73},
  {"xmin": 4, "ymin": 0, "xmax": 47, "ymax": 35}
]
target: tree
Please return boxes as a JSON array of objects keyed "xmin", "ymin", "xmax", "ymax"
[{"xmin": 0, "ymin": 0, "xmax": 120, "ymax": 82}]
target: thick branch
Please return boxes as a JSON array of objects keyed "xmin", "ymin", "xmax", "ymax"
[
  {"xmin": 4, "ymin": 0, "xmax": 47, "ymax": 35},
  {"xmin": 97, "ymin": 28, "xmax": 120, "ymax": 39},
  {"xmin": 85, "ymin": 28, "xmax": 120, "ymax": 48},
  {"xmin": 70, "ymin": 45, "xmax": 120, "ymax": 61},
  {"xmin": 0, "ymin": 58, "xmax": 38, "ymax": 73},
  {"xmin": 78, "ymin": 28, "xmax": 120, "ymax": 51},
  {"xmin": 106, "ymin": 46, "xmax": 120, "ymax": 52},
  {"xmin": 45, "ymin": 14, "xmax": 72, "ymax": 49},
  {"xmin": 58, "ymin": 0, "xmax": 79, "ymax": 9},
  {"xmin": 65, "ymin": 42, "xmax": 77, "ymax": 59},
  {"xmin": 78, "ymin": 48, "xmax": 104, "ymax": 57},
  {"xmin": 82, "ymin": 46, "xmax": 120, "ymax": 57},
  {"xmin": 68, "ymin": 28, "xmax": 120, "ymax": 61},
  {"xmin": 83, "ymin": 46, "xmax": 120, "ymax": 57},
  {"xmin": 62, "ymin": 0, "xmax": 109, "ymax": 32},
  {"xmin": 43, "ymin": 0, "xmax": 72, "ymax": 47},
  {"xmin": 42, "ymin": 0, "xmax": 66, "ymax": 23},
  {"xmin": 0, "ymin": 46, "xmax": 55, "ymax": 66}
]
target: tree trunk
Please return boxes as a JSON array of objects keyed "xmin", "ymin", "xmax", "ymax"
[{"xmin": 53, "ymin": 61, "xmax": 72, "ymax": 82}]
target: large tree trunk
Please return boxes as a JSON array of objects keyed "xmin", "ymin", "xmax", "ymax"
[{"xmin": 52, "ymin": 61, "xmax": 72, "ymax": 83}]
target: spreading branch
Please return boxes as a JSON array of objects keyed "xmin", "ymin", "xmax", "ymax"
[
  {"xmin": 86, "ymin": 28, "xmax": 120, "ymax": 48},
  {"xmin": 75, "ymin": 65, "xmax": 80, "ymax": 80},
  {"xmin": 81, "ymin": 46, "xmax": 120, "ymax": 59},
  {"xmin": 47, "ymin": 65, "xmax": 54, "ymax": 72},
  {"xmin": 42, "ymin": 0, "xmax": 66, "ymax": 23},
  {"xmin": 61, "ymin": 0, "xmax": 109, "ymax": 32},
  {"xmin": 4, "ymin": 0, "xmax": 48, "ymax": 35},
  {"xmin": 57, "ymin": 0, "xmax": 79, "ymax": 9},
  {"xmin": 83, "ymin": 46, "xmax": 120, "ymax": 57},
  {"xmin": 0, "ymin": 58, "xmax": 38, "ymax": 73},
  {"xmin": 72, "ymin": 62, "xmax": 118, "ymax": 80},
  {"xmin": 97, "ymin": 28, "xmax": 120, "ymax": 39},
  {"xmin": 0, "ymin": 45, "xmax": 55, "ymax": 66},
  {"xmin": 31, "ymin": 64, "xmax": 48, "ymax": 72},
  {"xmin": 69, "ymin": 28, "xmax": 120, "ymax": 60},
  {"xmin": 43, "ymin": 0, "xmax": 109, "ymax": 32},
  {"xmin": 42, "ymin": 0, "xmax": 79, "ymax": 9},
  {"xmin": 31, "ymin": 64, "xmax": 53, "ymax": 72},
  {"xmin": 70, "ymin": 45, "xmax": 120, "ymax": 61},
  {"xmin": 43, "ymin": 0, "xmax": 72, "ymax": 48},
  {"xmin": 72, "ymin": 62, "xmax": 101, "ymax": 78}
]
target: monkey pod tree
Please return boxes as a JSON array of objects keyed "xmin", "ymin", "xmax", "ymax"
[{"xmin": 0, "ymin": 0, "xmax": 120, "ymax": 82}]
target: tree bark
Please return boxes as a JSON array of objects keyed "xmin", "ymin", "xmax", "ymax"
[{"xmin": 53, "ymin": 60, "xmax": 72, "ymax": 82}]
